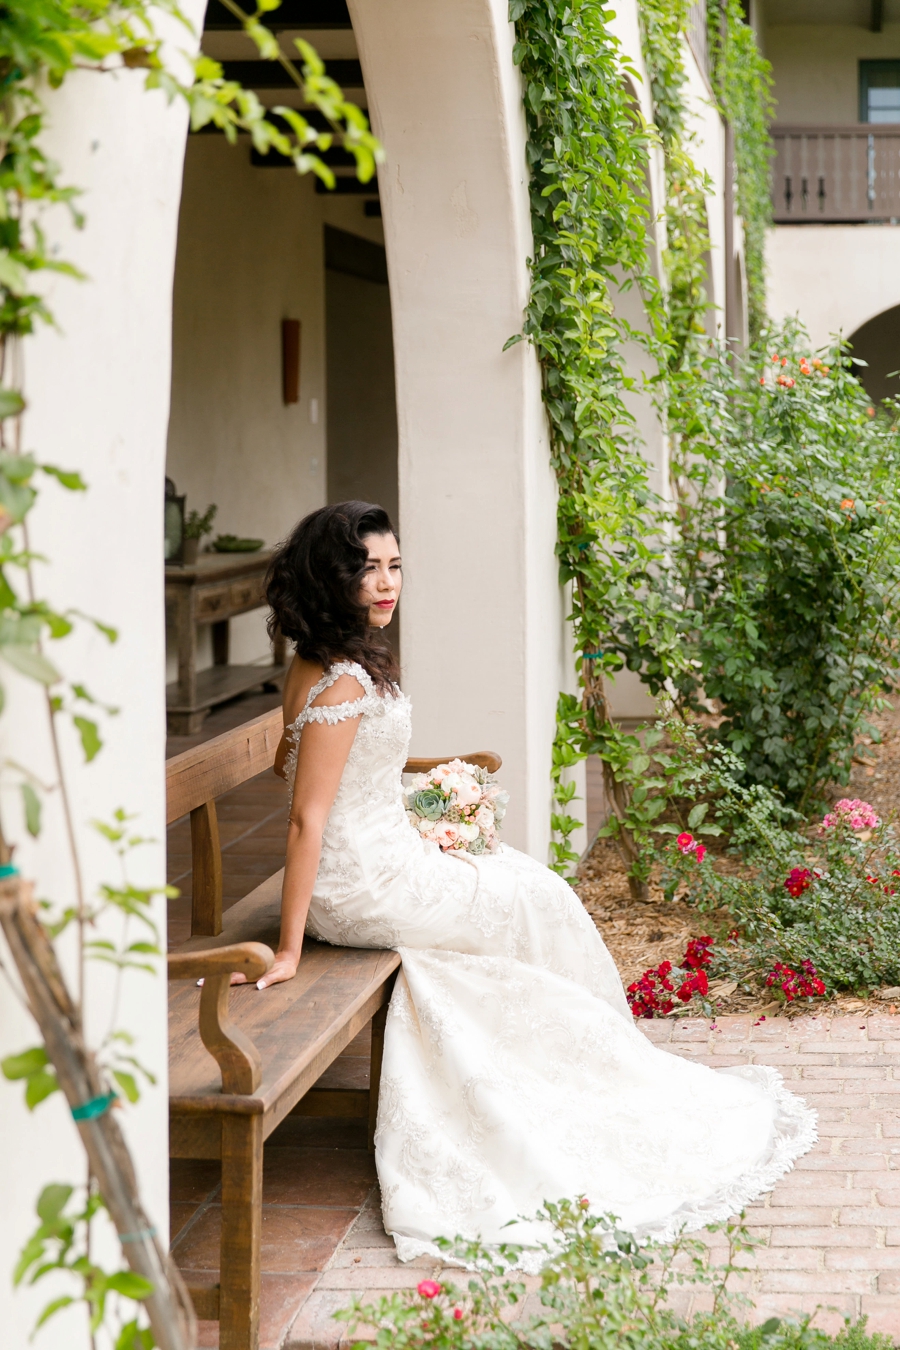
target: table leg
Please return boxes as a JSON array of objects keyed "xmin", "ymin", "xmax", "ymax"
[
  {"xmin": 219, "ymin": 1113, "xmax": 263, "ymax": 1350},
  {"xmin": 176, "ymin": 587, "xmax": 197, "ymax": 710},
  {"xmin": 212, "ymin": 618, "xmax": 230, "ymax": 666}
]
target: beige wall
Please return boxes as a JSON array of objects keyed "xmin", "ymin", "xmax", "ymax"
[
  {"xmin": 767, "ymin": 221, "xmax": 900, "ymax": 343},
  {"xmin": 166, "ymin": 136, "xmax": 387, "ymax": 675},
  {"xmin": 766, "ymin": 22, "xmax": 900, "ymax": 123}
]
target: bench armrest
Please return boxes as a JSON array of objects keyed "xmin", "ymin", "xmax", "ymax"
[
  {"xmin": 167, "ymin": 941, "xmax": 273, "ymax": 984},
  {"xmin": 168, "ymin": 942, "xmax": 274, "ymax": 1095},
  {"xmin": 404, "ymin": 751, "xmax": 502, "ymax": 774}
]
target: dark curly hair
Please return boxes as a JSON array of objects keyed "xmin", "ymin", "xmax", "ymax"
[{"xmin": 266, "ymin": 501, "xmax": 400, "ymax": 692}]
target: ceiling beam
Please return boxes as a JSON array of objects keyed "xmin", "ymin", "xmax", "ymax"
[
  {"xmin": 871, "ymin": 0, "xmax": 884, "ymax": 33},
  {"xmin": 204, "ymin": 0, "xmax": 350, "ymax": 31},
  {"xmin": 219, "ymin": 57, "xmax": 362, "ymax": 87}
]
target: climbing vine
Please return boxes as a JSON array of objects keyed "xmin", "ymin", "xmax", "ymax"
[
  {"xmin": 509, "ymin": 0, "xmax": 774, "ymax": 884},
  {"xmin": 0, "ymin": 1, "xmax": 379, "ymax": 1344}
]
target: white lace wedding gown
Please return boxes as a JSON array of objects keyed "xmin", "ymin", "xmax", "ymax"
[{"xmin": 285, "ymin": 662, "xmax": 817, "ymax": 1263}]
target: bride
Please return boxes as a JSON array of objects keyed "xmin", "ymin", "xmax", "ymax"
[{"xmin": 244, "ymin": 500, "xmax": 816, "ymax": 1263}]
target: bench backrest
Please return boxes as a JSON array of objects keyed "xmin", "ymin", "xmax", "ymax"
[
  {"xmin": 166, "ymin": 704, "xmax": 503, "ymax": 940},
  {"xmin": 167, "ymin": 708, "xmax": 284, "ymax": 826}
]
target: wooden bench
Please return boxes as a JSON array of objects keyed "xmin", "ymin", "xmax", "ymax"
[{"xmin": 165, "ymin": 708, "xmax": 501, "ymax": 1350}]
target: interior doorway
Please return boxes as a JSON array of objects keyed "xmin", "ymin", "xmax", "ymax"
[{"xmin": 325, "ymin": 225, "xmax": 399, "ymax": 526}]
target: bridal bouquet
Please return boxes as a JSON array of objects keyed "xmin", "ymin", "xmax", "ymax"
[{"xmin": 404, "ymin": 759, "xmax": 509, "ymax": 855}]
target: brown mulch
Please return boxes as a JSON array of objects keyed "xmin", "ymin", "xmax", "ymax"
[{"xmin": 573, "ymin": 695, "xmax": 900, "ymax": 1020}]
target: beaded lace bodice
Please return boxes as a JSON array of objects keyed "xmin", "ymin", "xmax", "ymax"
[{"xmin": 283, "ymin": 659, "xmax": 409, "ymax": 814}]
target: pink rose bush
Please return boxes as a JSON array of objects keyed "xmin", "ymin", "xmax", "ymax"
[
  {"xmin": 821, "ymin": 798, "xmax": 879, "ymax": 832},
  {"xmin": 665, "ymin": 791, "xmax": 900, "ymax": 996},
  {"xmin": 404, "ymin": 759, "xmax": 509, "ymax": 855}
]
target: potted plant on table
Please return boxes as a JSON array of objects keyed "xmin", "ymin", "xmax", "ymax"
[{"xmin": 182, "ymin": 503, "xmax": 217, "ymax": 563}]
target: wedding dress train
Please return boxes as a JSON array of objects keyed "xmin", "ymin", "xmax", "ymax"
[{"xmin": 284, "ymin": 662, "xmax": 817, "ymax": 1263}]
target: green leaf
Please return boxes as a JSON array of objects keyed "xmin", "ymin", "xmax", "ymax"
[
  {"xmin": 0, "ymin": 250, "xmax": 31, "ymax": 295},
  {"xmin": 73, "ymin": 715, "xmax": 102, "ymax": 762},
  {"xmin": 111, "ymin": 1070, "xmax": 140, "ymax": 1104},
  {"xmin": 687, "ymin": 802, "xmax": 708, "ymax": 829},
  {"xmin": 0, "ymin": 388, "xmax": 25, "ymax": 419},
  {"xmin": 1, "ymin": 644, "xmax": 59, "ymax": 684},
  {"xmin": 116, "ymin": 1320, "xmax": 154, "ymax": 1350},
  {"xmin": 502, "ymin": 333, "xmax": 525, "ymax": 351},
  {"xmin": 25, "ymin": 1067, "xmax": 60, "ymax": 1109},
  {"xmin": 34, "ymin": 1295, "xmax": 75, "ymax": 1330},
  {"xmin": 41, "ymin": 464, "xmax": 86, "ymax": 491},
  {"xmin": 21, "ymin": 781, "xmax": 40, "ymax": 836},
  {"xmin": 36, "ymin": 1183, "xmax": 72, "ymax": 1224},
  {"xmin": 1, "ymin": 1045, "xmax": 48, "ymax": 1080},
  {"xmin": 106, "ymin": 1270, "xmax": 155, "ymax": 1300}
]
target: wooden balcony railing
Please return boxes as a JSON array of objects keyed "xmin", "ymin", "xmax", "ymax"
[{"xmin": 772, "ymin": 124, "xmax": 900, "ymax": 223}]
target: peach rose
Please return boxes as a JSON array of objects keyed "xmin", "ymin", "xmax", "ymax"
[{"xmin": 431, "ymin": 820, "xmax": 461, "ymax": 850}]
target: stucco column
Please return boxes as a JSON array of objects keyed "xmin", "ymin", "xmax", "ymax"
[
  {"xmin": 0, "ymin": 20, "xmax": 202, "ymax": 1342},
  {"xmin": 348, "ymin": 0, "xmax": 575, "ymax": 858}
]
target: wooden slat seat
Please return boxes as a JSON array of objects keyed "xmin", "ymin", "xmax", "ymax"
[{"xmin": 165, "ymin": 706, "xmax": 500, "ymax": 1350}]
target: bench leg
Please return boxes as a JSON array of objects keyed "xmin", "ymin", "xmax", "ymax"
[
  {"xmin": 220, "ymin": 1114, "xmax": 263, "ymax": 1350},
  {"xmin": 368, "ymin": 1003, "xmax": 388, "ymax": 1153}
]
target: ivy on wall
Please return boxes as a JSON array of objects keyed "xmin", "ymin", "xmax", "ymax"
[{"xmin": 508, "ymin": 0, "xmax": 775, "ymax": 881}]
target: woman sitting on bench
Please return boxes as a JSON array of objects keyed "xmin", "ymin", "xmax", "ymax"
[{"xmin": 238, "ymin": 499, "xmax": 816, "ymax": 1265}]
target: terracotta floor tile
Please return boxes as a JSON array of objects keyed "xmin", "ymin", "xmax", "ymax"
[
  {"xmin": 262, "ymin": 1148, "xmax": 376, "ymax": 1206},
  {"xmin": 258, "ymin": 1272, "xmax": 320, "ymax": 1349}
]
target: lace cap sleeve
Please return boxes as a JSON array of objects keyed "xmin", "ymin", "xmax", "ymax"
[{"xmin": 295, "ymin": 661, "xmax": 377, "ymax": 730}]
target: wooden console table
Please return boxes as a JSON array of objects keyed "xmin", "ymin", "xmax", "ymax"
[{"xmin": 165, "ymin": 552, "xmax": 288, "ymax": 735}]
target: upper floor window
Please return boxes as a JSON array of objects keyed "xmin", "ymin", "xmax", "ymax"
[{"xmin": 860, "ymin": 60, "xmax": 900, "ymax": 123}]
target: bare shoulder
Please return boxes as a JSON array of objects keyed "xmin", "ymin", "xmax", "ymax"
[{"xmin": 282, "ymin": 656, "xmax": 324, "ymax": 726}]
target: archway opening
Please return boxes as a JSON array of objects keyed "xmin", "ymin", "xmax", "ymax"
[
  {"xmin": 847, "ymin": 304, "xmax": 900, "ymax": 405},
  {"xmin": 164, "ymin": 0, "xmax": 399, "ymax": 743}
]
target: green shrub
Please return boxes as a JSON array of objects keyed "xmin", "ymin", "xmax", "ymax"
[
  {"xmin": 609, "ymin": 324, "xmax": 900, "ymax": 811},
  {"xmin": 335, "ymin": 1200, "xmax": 890, "ymax": 1350}
]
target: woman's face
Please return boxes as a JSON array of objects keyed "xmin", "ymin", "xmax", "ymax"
[{"xmin": 359, "ymin": 532, "xmax": 402, "ymax": 627}]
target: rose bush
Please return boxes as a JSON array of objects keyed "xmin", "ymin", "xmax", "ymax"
[
  {"xmin": 335, "ymin": 1198, "xmax": 889, "ymax": 1350},
  {"xmin": 669, "ymin": 796, "xmax": 900, "ymax": 993},
  {"xmin": 603, "ymin": 324, "xmax": 900, "ymax": 811}
]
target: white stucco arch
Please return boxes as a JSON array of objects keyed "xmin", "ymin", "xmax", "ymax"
[{"xmin": 348, "ymin": 0, "xmax": 577, "ymax": 858}]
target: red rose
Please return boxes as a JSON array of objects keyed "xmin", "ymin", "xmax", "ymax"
[{"xmin": 418, "ymin": 1281, "xmax": 442, "ymax": 1299}]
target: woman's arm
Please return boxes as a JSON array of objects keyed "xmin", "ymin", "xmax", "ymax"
[{"xmin": 246, "ymin": 673, "xmax": 365, "ymax": 989}]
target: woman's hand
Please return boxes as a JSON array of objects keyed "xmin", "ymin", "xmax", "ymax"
[{"xmin": 229, "ymin": 951, "xmax": 299, "ymax": 989}]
